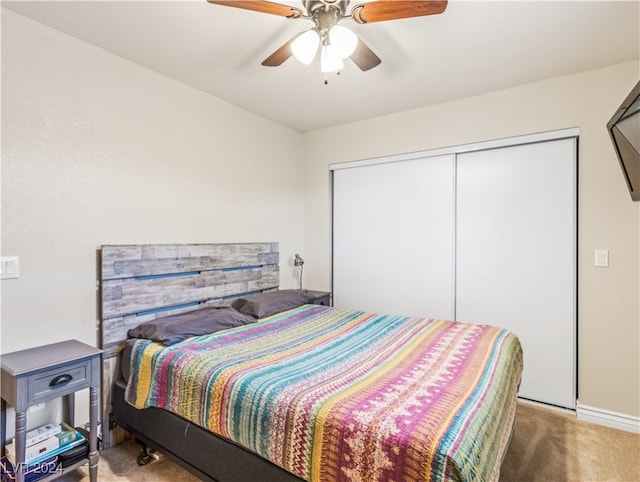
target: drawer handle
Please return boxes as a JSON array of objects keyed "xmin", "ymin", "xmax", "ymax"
[{"xmin": 49, "ymin": 374, "xmax": 73, "ymax": 387}]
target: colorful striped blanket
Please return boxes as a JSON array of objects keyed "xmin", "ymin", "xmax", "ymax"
[{"xmin": 126, "ymin": 305, "xmax": 523, "ymax": 482}]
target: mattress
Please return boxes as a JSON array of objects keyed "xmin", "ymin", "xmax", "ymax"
[{"xmin": 125, "ymin": 304, "xmax": 523, "ymax": 482}]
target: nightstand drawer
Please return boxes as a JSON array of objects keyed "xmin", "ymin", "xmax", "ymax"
[
  {"xmin": 312, "ymin": 294, "xmax": 331, "ymax": 306},
  {"xmin": 28, "ymin": 360, "xmax": 93, "ymax": 405},
  {"xmin": 304, "ymin": 290, "xmax": 331, "ymax": 306}
]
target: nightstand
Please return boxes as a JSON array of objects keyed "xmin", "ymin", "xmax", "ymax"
[
  {"xmin": 0, "ymin": 340, "xmax": 102, "ymax": 482},
  {"xmin": 305, "ymin": 290, "xmax": 332, "ymax": 306}
]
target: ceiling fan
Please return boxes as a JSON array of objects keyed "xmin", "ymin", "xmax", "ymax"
[{"xmin": 207, "ymin": 0, "xmax": 447, "ymax": 76}]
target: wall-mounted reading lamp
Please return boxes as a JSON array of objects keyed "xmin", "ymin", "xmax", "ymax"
[{"xmin": 294, "ymin": 253, "xmax": 305, "ymax": 290}]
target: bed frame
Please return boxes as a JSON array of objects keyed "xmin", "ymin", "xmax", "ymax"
[{"xmin": 99, "ymin": 242, "xmax": 303, "ymax": 481}]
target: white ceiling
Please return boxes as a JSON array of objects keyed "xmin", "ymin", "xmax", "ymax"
[{"xmin": 3, "ymin": 0, "xmax": 639, "ymax": 132}]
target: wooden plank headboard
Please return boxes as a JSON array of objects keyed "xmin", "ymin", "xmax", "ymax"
[{"xmin": 98, "ymin": 242, "xmax": 279, "ymax": 447}]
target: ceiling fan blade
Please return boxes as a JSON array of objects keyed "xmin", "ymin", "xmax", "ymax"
[
  {"xmin": 351, "ymin": 0, "xmax": 447, "ymax": 24},
  {"xmin": 350, "ymin": 38, "xmax": 382, "ymax": 71},
  {"xmin": 207, "ymin": 1, "xmax": 303, "ymax": 18},
  {"xmin": 261, "ymin": 35, "xmax": 298, "ymax": 66}
]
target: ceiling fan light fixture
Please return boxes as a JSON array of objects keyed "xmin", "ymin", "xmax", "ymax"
[
  {"xmin": 211, "ymin": 0, "xmax": 449, "ymax": 74},
  {"xmin": 328, "ymin": 25, "xmax": 358, "ymax": 59},
  {"xmin": 320, "ymin": 44, "xmax": 344, "ymax": 73},
  {"xmin": 291, "ymin": 30, "xmax": 320, "ymax": 65}
]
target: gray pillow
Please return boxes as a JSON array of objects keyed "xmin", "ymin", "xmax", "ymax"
[
  {"xmin": 127, "ymin": 305, "xmax": 255, "ymax": 345},
  {"xmin": 231, "ymin": 289, "xmax": 314, "ymax": 318}
]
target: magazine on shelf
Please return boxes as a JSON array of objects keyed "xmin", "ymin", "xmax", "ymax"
[
  {"xmin": 24, "ymin": 424, "xmax": 61, "ymax": 448},
  {"xmin": 5, "ymin": 438, "xmax": 57, "ymax": 464}
]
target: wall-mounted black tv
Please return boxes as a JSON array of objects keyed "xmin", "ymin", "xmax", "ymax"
[{"xmin": 607, "ymin": 80, "xmax": 640, "ymax": 201}]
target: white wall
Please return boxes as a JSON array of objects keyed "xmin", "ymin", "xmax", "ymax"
[
  {"xmin": 303, "ymin": 61, "xmax": 640, "ymax": 420},
  {"xmin": 1, "ymin": 10, "xmax": 304, "ymax": 366}
]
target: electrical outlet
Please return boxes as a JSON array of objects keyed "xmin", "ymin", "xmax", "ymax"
[{"xmin": 28, "ymin": 403, "xmax": 45, "ymax": 413}]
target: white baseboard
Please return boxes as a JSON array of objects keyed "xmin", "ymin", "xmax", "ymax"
[{"xmin": 577, "ymin": 403, "xmax": 640, "ymax": 433}]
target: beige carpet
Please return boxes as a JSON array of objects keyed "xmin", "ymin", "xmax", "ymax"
[
  {"xmin": 58, "ymin": 402, "xmax": 639, "ymax": 481},
  {"xmin": 499, "ymin": 402, "xmax": 639, "ymax": 481}
]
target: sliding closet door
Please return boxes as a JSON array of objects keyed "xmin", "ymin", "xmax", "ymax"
[
  {"xmin": 455, "ymin": 139, "xmax": 577, "ymax": 409},
  {"xmin": 333, "ymin": 155, "xmax": 454, "ymax": 319}
]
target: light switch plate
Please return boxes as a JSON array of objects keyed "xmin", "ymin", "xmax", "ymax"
[
  {"xmin": 1, "ymin": 256, "xmax": 20, "ymax": 279},
  {"xmin": 594, "ymin": 249, "xmax": 609, "ymax": 268}
]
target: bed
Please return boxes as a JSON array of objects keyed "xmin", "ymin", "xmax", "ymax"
[{"xmin": 99, "ymin": 243, "xmax": 523, "ymax": 482}]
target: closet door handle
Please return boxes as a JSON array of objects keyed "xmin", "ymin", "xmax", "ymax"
[{"xmin": 49, "ymin": 374, "xmax": 73, "ymax": 387}]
